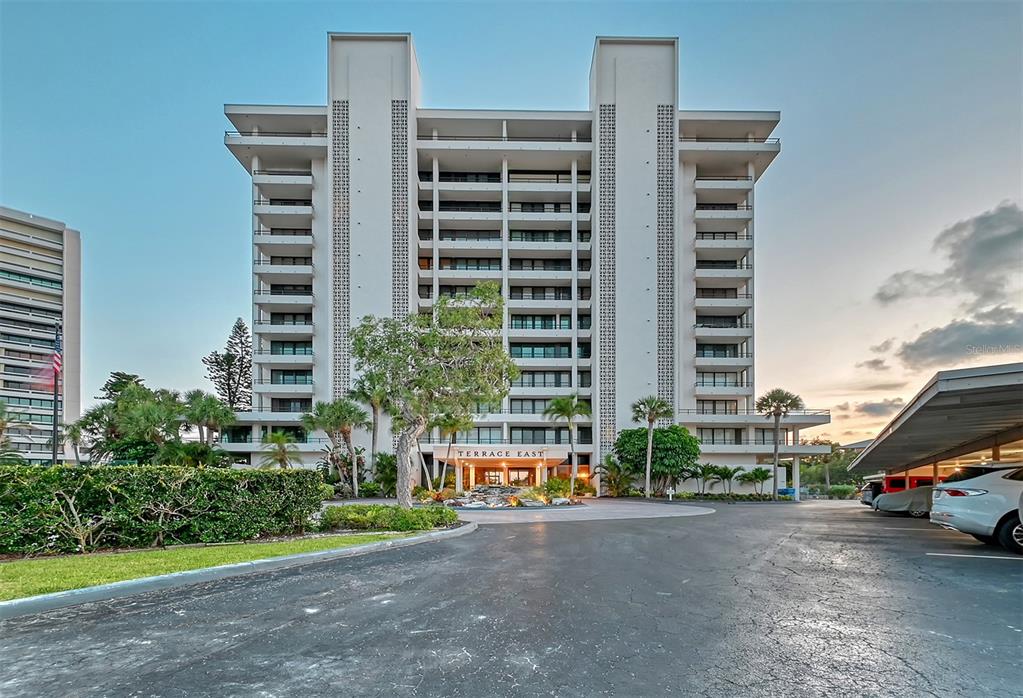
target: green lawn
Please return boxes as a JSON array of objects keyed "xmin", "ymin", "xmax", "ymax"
[{"xmin": 0, "ymin": 533, "xmax": 408, "ymax": 602}]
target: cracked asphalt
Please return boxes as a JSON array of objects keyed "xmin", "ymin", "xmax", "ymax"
[{"xmin": 2, "ymin": 500, "xmax": 1021, "ymax": 697}]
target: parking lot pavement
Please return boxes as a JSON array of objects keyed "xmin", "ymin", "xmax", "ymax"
[{"xmin": 1, "ymin": 500, "xmax": 1020, "ymax": 697}]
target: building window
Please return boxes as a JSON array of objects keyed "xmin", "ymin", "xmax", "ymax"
[
  {"xmin": 512, "ymin": 371, "xmax": 571, "ymax": 387},
  {"xmin": 698, "ymin": 428, "xmax": 744, "ymax": 445},
  {"xmin": 269, "ymin": 313, "xmax": 312, "ymax": 326},
  {"xmin": 269, "ymin": 370, "xmax": 313, "ymax": 385},
  {"xmin": 510, "ymin": 344, "xmax": 571, "ymax": 359},
  {"xmin": 696, "ymin": 400, "xmax": 738, "ymax": 414}
]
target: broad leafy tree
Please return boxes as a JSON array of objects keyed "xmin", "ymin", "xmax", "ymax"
[
  {"xmin": 615, "ymin": 425, "xmax": 701, "ymax": 495},
  {"xmin": 544, "ymin": 395, "xmax": 592, "ymax": 497},
  {"xmin": 203, "ymin": 318, "xmax": 252, "ymax": 411},
  {"xmin": 351, "ymin": 282, "xmax": 517, "ymax": 508},
  {"xmin": 630, "ymin": 396, "xmax": 674, "ymax": 498},
  {"xmin": 755, "ymin": 388, "xmax": 805, "ymax": 500}
]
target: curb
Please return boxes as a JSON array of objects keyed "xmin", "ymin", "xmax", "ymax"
[{"xmin": 0, "ymin": 522, "xmax": 478, "ymax": 621}]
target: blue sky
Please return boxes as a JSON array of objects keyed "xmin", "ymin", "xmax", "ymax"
[{"xmin": 1, "ymin": 1, "xmax": 1021, "ymax": 439}]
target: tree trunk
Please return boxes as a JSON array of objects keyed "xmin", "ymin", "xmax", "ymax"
[
  {"xmin": 343, "ymin": 431, "xmax": 359, "ymax": 498},
  {"xmin": 395, "ymin": 418, "xmax": 425, "ymax": 508},
  {"xmin": 73, "ymin": 443, "xmax": 81, "ymax": 466},
  {"xmin": 824, "ymin": 462, "xmax": 831, "ymax": 490},
  {"xmin": 644, "ymin": 420, "xmax": 654, "ymax": 499},
  {"xmin": 771, "ymin": 412, "xmax": 781, "ymax": 501},
  {"xmin": 369, "ymin": 405, "xmax": 379, "ymax": 475},
  {"xmin": 416, "ymin": 437, "xmax": 431, "ymax": 490},
  {"xmin": 439, "ymin": 434, "xmax": 454, "ymax": 491},
  {"xmin": 568, "ymin": 422, "xmax": 577, "ymax": 497}
]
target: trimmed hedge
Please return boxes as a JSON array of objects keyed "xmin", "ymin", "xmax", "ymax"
[
  {"xmin": 671, "ymin": 492, "xmax": 793, "ymax": 502},
  {"xmin": 319, "ymin": 504, "xmax": 458, "ymax": 532},
  {"xmin": 0, "ymin": 465, "xmax": 324, "ymax": 554}
]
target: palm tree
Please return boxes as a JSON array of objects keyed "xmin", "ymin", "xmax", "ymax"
[
  {"xmin": 594, "ymin": 453, "xmax": 635, "ymax": 497},
  {"xmin": 543, "ymin": 394, "xmax": 591, "ymax": 497},
  {"xmin": 350, "ymin": 373, "xmax": 389, "ymax": 472},
  {"xmin": 692, "ymin": 462, "xmax": 718, "ymax": 495},
  {"xmin": 260, "ymin": 431, "xmax": 298, "ymax": 469},
  {"xmin": 183, "ymin": 389, "xmax": 235, "ymax": 445},
  {"xmin": 434, "ymin": 412, "xmax": 475, "ymax": 490},
  {"xmin": 737, "ymin": 466, "xmax": 773, "ymax": 496},
  {"xmin": 302, "ymin": 399, "xmax": 370, "ymax": 496},
  {"xmin": 0, "ymin": 401, "xmax": 29, "ymax": 464},
  {"xmin": 755, "ymin": 388, "xmax": 805, "ymax": 501},
  {"xmin": 63, "ymin": 421, "xmax": 84, "ymax": 465},
  {"xmin": 712, "ymin": 465, "xmax": 744, "ymax": 495},
  {"xmin": 630, "ymin": 396, "xmax": 674, "ymax": 498}
]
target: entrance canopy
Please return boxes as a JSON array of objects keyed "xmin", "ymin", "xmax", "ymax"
[
  {"xmin": 434, "ymin": 445, "xmax": 570, "ymax": 465},
  {"xmin": 849, "ymin": 363, "xmax": 1023, "ymax": 474}
]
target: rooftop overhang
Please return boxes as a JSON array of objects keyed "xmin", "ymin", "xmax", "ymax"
[{"xmin": 848, "ymin": 363, "xmax": 1023, "ymax": 473}]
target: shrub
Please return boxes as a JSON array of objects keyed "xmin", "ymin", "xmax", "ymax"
[
  {"xmin": 0, "ymin": 465, "xmax": 324, "ymax": 554},
  {"xmin": 358, "ymin": 481, "xmax": 382, "ymax": 498},
  {"xmin": 544, "ymin": 477, "xmax": 573, "ymax": 498},
  {"xmin": 574, "ymin": 480, "xmax": 597, "ymax": 496},
  {"xmin": 520, "ymin": 487, "xmax": 548, "ymax": 503},
  {"xmin": 318, "ymin": 483, "xmax": 337, "ymax": 500},
  {"xmin": 828, "ymin": 485, "xmax": 857, "ymax": 500},
  {"xmin": 411, "ymin": 485, "xmax": 430, "ymax": 500},
  {"xmin": 373, "ymin": 453, "xmax": 398, "ymax": 496},
  {"xmin": 319, "ymin": 504, "xmax": 458, "ymax": 532}
]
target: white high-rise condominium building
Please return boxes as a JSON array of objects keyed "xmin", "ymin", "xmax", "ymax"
[
  {"xmin": 223, "ymin": 33, "xmax": 830, "ymax": 491},
  {"xmin": 0, "ymin": 207, "xmax": 82, "ymax": 463}
]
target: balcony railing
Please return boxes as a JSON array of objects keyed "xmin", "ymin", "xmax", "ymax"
[
  {"xmin": 678, "ymin": 409, "xmax": 830, "ymax": 416},
  {"xmin": 253, "ymin": 169, "xmax": 313, "ymax": 177},
  {"xmin": 423, "ymin": 135, "xmax": 591, "ymax": 143},
  {"xmin": 254, "ymin": 379, "xmax": 313, "ymax": 385},
  {"xmin": 695, "ymin": 381, "xmax": 753, "ymax": 387},
  {"xmin": 254, "ymin": 199, "xmax": 313, "ymax": 207},
  {"xmin": 695, "ymin": 352, "xmax": 753, "ymax": 358},
  {"xmin": 696, "ymin": 292, "xmax": 753, "ymax": 299},
  {"xmin": 695, "ymin": 262, "xmax": 753, "ymax": 270},
  {"xmin": 227, "ymin": 130, "xmax": 326, "ymax": 137},
  {"xmin": 219, "ymin": 436, "xmax": 332, "ymax": 445},
  {"xmin": 680, "ymin": 137, "xmax": 779, "ymax": 143},
  {"xmin": 254, "ymin": 289, "xmax": 312, "ymax": 296},
  {"xmin": 695, "ymin": 175, "xmax": 753, "ymax": 181},
  {"xmin": 695, "ymin": 204, "xmax": 753, "ymax": 211},
  {"xmin": 253, "ymin": 260, "xmax": 313, "ymax": 267},
  {"xmin": 255, "ymin": 229, "xmax": 312, "ymax": 236},
  {"xmin": 254, "ymin": 349, "xmax": 314, "ymax": 356},
  {"xmin": 696, "ymin": 232, "xmax": 752, "ymax": 240},
  {"xmin": 694, "ymin": 322, "xmax": 752, "ymax": 328},
  {"xmin": 697, "ymin": 438, "xmax": 800, "ymax": 446}
]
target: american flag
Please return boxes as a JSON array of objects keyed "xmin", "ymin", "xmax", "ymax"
[{"xmin": 52, "ymin": 328, "xmax": 62, "ymax": 375}]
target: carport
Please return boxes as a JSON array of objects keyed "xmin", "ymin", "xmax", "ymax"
[{"xmin": 849, "ymin": 363, "xmax": 1023, "ymax": 483}]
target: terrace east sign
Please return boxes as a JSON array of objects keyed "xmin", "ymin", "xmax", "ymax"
[{"xmin": 453, "ymin": 447, "xmax": 547, "ymax": 459}]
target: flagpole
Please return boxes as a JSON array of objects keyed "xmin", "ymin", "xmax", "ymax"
[{"xmin": 51, "ymin": 323, "xmax": 62, "ymax": 465}]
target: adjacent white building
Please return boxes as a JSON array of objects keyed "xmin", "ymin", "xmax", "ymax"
[
  {"xmin": 222, "ymin": 33, "xmax": 830, "ymax": 490},
  {"xmin": 0, "ymin": 207, "xmax": 82, "ymax": 463}
]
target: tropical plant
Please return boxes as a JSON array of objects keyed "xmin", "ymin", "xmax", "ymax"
[
  {"xmin": 614, "ymin": 425, "xmax": 701, "ymax": 495},
  {"xmin": 594, "ymin": 453, "xmax": 635, "ymax": 497},
  {"xmin": 114, "ymin": 385, "xmax": 184, "ymax": 447},
  {"xmin": 62, "ymin": 420, "xmax": 84, "ymax": 465},
  {"xmin": 433, "ymin": 411, "xmax": 475, "ymax": 494},
  {"xmin": 96, "ymin": 371, "xmax": 145, "ymax": 400},
  {"xmin": 155, "ymin": 441, "xmax": 232, "ymax": 468},
  {"xmin": 710, "ymin": 465, "xmax": 744, "ymax": 495},
  {"xmin": 373, "ymin": 453, "xmax": 398, "ymax": 497},
  {"xmin": 202, "ymin": 318, "xmax": 252, "ymax": 410},
  {"xmin": 691, "ymin": 463, "xmax": 719, "ymax": 495},
  {"xmin": 260, "ymin": 431, "xmax": 298, "ymax": 469},
  {"xmin": 350, "ymin": 372, "xmax": 389, "ymax": 472},
  {"xmin": 0, "ymin": 401, "xmax": 27, "ymax": 465},
  {"xmin": 302, "ymin": 399, "xmax": 369, "ymax": 496},
  {"xmin": 182, "ymin": 389, "xmax": 235, "ymax": 445},
  {"xmin": 543, "ymin": 394, "xmax": 591, "ymax": 497},
  {"xmin": 351, "ymin": 282, "xmax": 517, "ymax": 507},
  {"xmin": 755, "ymin": 388, "xmax": 805, "ymax": 500},
  {"xmin": 630, "ymin": 396, "xmax": 674, "ymax": 499},
  {"xmin": 736, "ymin": 466, "xmax": 773, "ymax": 495}
]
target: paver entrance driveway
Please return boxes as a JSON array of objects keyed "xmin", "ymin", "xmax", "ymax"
[{"xmin": 2, "ymin": 501, "xmax": 1019, "ymax": 697}]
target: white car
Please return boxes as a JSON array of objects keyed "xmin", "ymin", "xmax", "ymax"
[{"xmin": 931, "ymin": 465, "xmax": 1023, "ymax": 554}]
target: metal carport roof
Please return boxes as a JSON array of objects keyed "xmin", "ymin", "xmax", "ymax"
[{"xmin": 848, "ymin": 363, "xmax": 1023, "ymax": 473}]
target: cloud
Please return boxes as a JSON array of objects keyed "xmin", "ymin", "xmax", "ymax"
[
  {"xmin": 870, "ymin": 338, "xmax": 894, "ymax": 353},
  {"xmin": 875, "ymin": 202, "xmax": 1023, "ymax": 311},
  {"xmin": 860, "ymin": 381, "xmax": 908, "ymax": 391},
  {"xmin": 895, "ymin": 306, "xmax": 1023, "ymax": 369},
  {"xmin": 853, "ymin": 398, "xmax": 905, "ymax": 417},
  {"xmin": 856, "ymin": 358, "xmax": 890, "ymax": 371},
  {"xmin": 834, "ymin": 402, "xmax": 850, "ymax": 411}
]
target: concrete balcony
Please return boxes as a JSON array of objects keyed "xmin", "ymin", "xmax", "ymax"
[
  {"xmin": 253, "ymin": 323, "xmax": 314, "ymax": 337},
  {"xmin": 253, "ymin": 382, "xmax": 314, "ymax": 396},
  {"xmin": 693, "ymin": 324, "xmax": 754, "ymax": 340},
  {"xmin": 254, "ymin": 232, "xmax": 314, "ymax": 247},
  {"xmin": 416, "ymin": 136, "xmax": 591, "ymax": 155},
  {"xmin": 253, "ymin": 292, "xmax": 314, "ymax": 308},
  {"xmin": 680, "ymin": 409, "xmax": 831, "ymax": 428},
  {"xmin": 508, "ymin": 181, "xmax": 590, "ymax": 195},
  {"xmin": 509, "ymin": 386, "xmax": 578, "ymax": 397},
  {"xmin": 225, "ymin": 129, "xmax": 326, "ymax": 170},
  {"xmin": 507, "ymin": 270, "xmax": 575, "ymax": 282},
  {"xmin": 693, "ymin": 176, "xmax": 753, "ymax": 204},
  {"xmin": 253, "ymin": 352, "xmax": 314, "ymax": 366},
  {"xmin": 234, "ymin": 410, "xmax": 305, "ymax": 424},
  {"xmin": 419, "ymin": 209, "xmax": 502, "ymax": 223},
  {"xmin": 694, "ymin": 295, "xmax": 753, "ymax": 314},
  {"xmin": 418, "ymin": 239, "xmax": 502, "ymax": 253},
  {"xmin": 694, "ymin": 354, "xmax": 754, "ymax": 369},
  {"xmin": 694, "ymin": 234, "xmax": 753, "ymax": 259},
  {"xmin": 507, "ymin": 298, "xmax": 574, "ymax": 311},
  {"xmin": 694, "ymin": 205, "xmax": 753, "ymax": 233},
  {"xmin": 507, "ymin": 328, "xmax": 573, "ymax": 339},
  {"xmin": 698, "ymin": 442, "xmax": 831, "ymax": 456},
  {"xmin": 679, "ymin": 137, "xmax": 780, "ymax": 177},
  {"xmin": 218, "ymin": 438, "xmax": 327, "ymax": 454},
  {"xmin": 253, "ymin": 263, "xmax": 314, "ymax": 280},
  {"xmin": 253, "ymin": 200, "xmax": 313, "ymax": 228},
  {"xmin": 693, "ymin": 382, "xmax": 755, "ymax": 397},
  {"xmin": 694, "ymin": 265, "xmax": 753, "ymax": 285},
  {"xmin": 512, "ymin": 357, "xmax": 574, "ymax": 369}
]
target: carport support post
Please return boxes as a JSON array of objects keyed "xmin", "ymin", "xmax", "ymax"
[
  {"xmin": 792, "ymin": 456, "xmax": 801, "ymax": 502},
  {"xmin": 932, "ymin": 462, "xmax": 939, "ymax": 484}
]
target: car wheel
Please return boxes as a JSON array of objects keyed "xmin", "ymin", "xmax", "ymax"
[
  {"xmin": 909, "ymin": 510, "xmax": 928, "ymax": 518},
  {"xmin": 971, "ymin": 534, "xmax": 999, "ymax": 546},
  {"xmin": 995, "ymin": 515, "xmax": 1023, "ymax": 555}
]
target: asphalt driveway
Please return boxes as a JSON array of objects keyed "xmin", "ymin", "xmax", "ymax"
[{"xmin": 2, "ymin": 501, "xmax": 1020, "ymax": 697}]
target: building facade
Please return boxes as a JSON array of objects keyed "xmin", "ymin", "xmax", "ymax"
[
  {"xmin": 223, "ymin": 33, "xmax": 830, "ymax": 490},
  {"xmin": 0, "ymin": 207, "xmax": 82, "ymax": 463}
]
